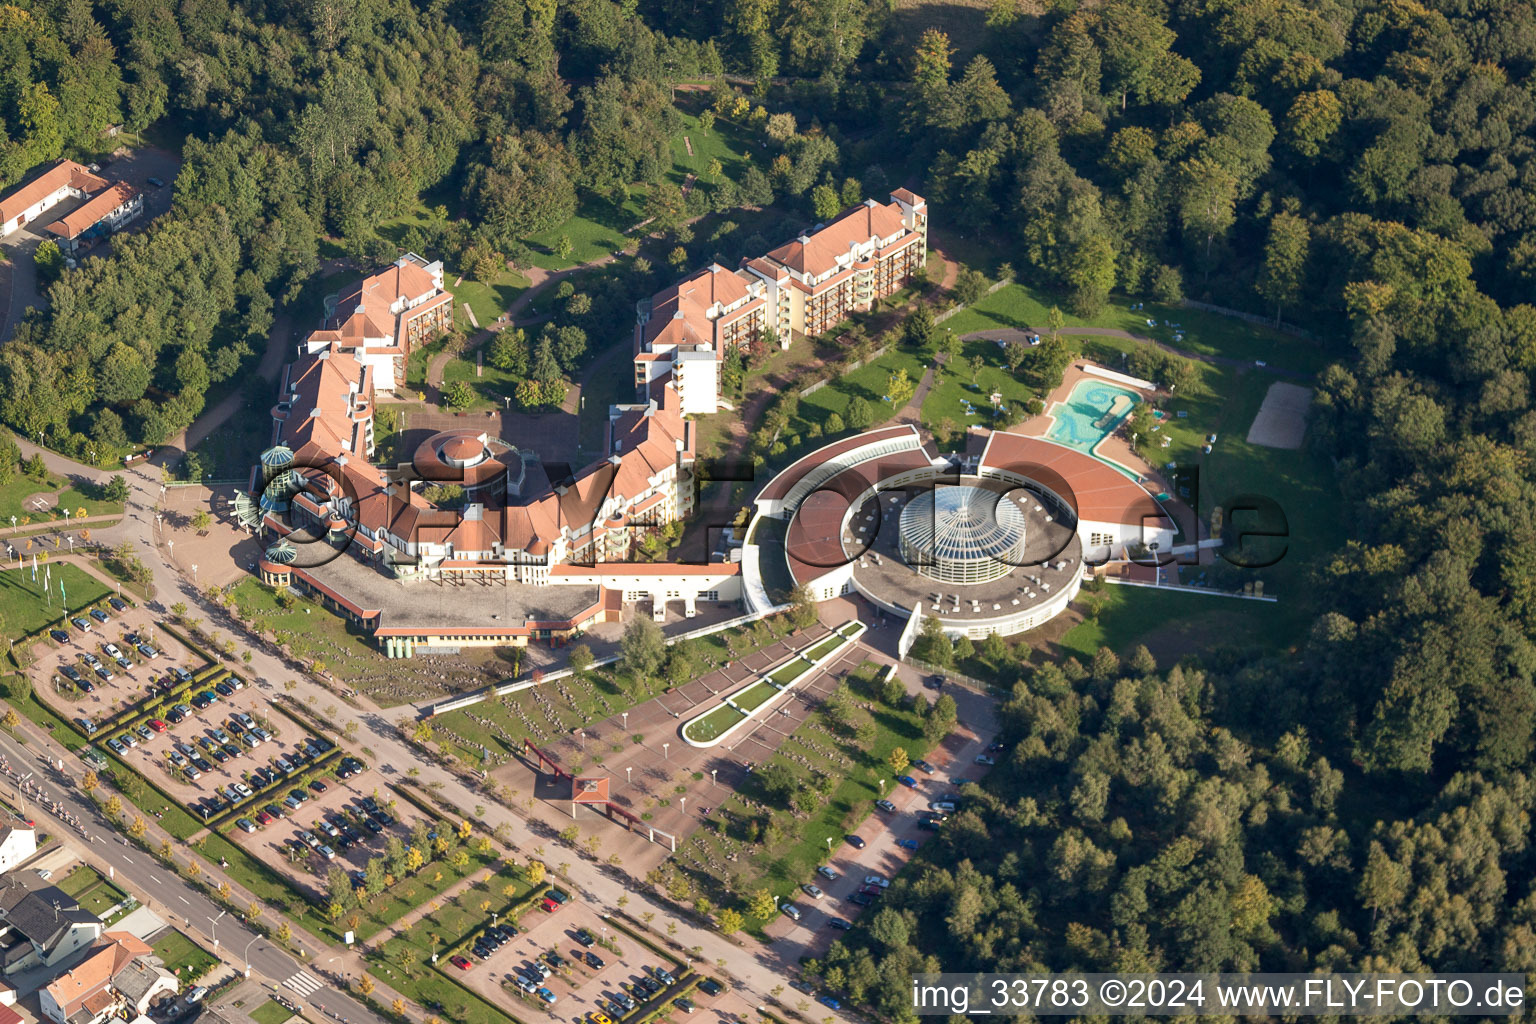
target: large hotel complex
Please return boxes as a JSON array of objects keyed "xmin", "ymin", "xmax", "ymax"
[
  {"xmin": 634, "ymin": 189, "xmax": 928, "ymax": 415},
  {"xmin": 243, "ymin": 189, "xmax": 1172, "ymax": 656}
]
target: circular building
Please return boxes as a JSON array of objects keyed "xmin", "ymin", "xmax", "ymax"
[
  {"xmin": 742, "ymin": 425, "xmax": 1176, "ymax": 642},
  {"xmin": 898, "ymin": 484, "xmax": 1027, "ymax": 585},
  {"xmin": 412, "ymin": 430, "xmax": 518, "ymax": 502}
]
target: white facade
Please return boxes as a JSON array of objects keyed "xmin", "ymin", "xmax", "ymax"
[
  {"xmin": 0, "ymin": 830, "xmax": 35, "ymax": 875},
  {"xmin": 670, "ymin": 350, "xmax": 719, "ymax": 416}
]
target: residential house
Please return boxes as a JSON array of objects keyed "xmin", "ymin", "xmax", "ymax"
[
  {"xmin": 0, "ymin": 875, "xmax": 101, "ymax": 975},
  {"xmin": 44, "ymin": 184, "xmax": 144, "ymax": 253},
  {"xmin": 39, "ymin": 932, "xmax": 175, "ymax": 1024},
  {"xmin": 0, "ymin": 827, "xmax": 36, "ymax": 876},
  {"xmin": 0, "ymin": 161, "xmax": 108, "ymax": 237}
]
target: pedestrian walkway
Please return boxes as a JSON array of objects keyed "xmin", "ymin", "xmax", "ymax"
[{"xmin": 283, "ymin": 970, "xmax": 325, "ymax": 997}]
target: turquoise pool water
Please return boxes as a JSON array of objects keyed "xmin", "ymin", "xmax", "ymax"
[{"xmin": 1046, "ymin": 379, "xmax": 1142, "ymax": 455}]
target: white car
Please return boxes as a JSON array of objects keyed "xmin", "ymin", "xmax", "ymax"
[
  {"xmin": 800, "ymin": 884, "xmax": 824, "ymax": 900},
  {"xmin": 102, "ymin": 643, "xmax": 123, "ymax": 659},
  {"xmin": 864, "ymin": 875, "xmax": 890, "ymax": 888},
  {"xmin": 233, "ymin": 782, "xmax": 254, "ymax": 799}
]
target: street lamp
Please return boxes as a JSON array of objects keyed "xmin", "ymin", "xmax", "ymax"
[
  {"xmin": 244, "ymin": 934, "xmax": 259, "ymax": 978},
  {"xmin": 209, "ymin": 909, "xmax": 226, "ymax": 950},
  {"xmin": 679, "ymin": 797, "xmax": 686, "ymax": 815},
  {"xmin": 621, "ymin": 712, "xmax": 628, "ymax": 729},
  {"xmin": 625, "ymin": 766, "xmax": 632, "ymax": 784},
  {"xmin": 710, "ymin": 769, "xmax": 717, "ymax": 786},
  {"xmin": 825, "ymin": 837, "xmax": 831, "ymax": 853},
  {"xmin": 662, "ymin": 742, "xmax": 669, "ymax": 760},
  {"xmin": 191, "ymin": 564, "xmax": 198, "ymax": 586}
]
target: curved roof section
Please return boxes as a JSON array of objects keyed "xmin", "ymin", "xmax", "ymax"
[
  {"xmin": 979, "ymin": 432, "xmax": 1169, "ymax": 528},
  {"xmin": 756, "ymin": 425, "xmax": 923, "ymax": 504}
]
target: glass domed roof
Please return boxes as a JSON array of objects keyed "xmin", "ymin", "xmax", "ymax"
[{"xmin": 899, "ymin": 485, "xmax": 1027, "ymax": 584}]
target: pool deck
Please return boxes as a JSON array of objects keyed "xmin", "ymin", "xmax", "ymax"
[
  {"xmin": 1017, "ymin": 362, "xmax": 1211, "ymax": 572},
  {"xmin": 1025, "ymin": 362, "xmax": 1152, "ymax": 482}
]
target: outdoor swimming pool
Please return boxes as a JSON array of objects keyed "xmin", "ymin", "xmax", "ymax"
[{"xmin": 1046, "ymin": 379, "xmax": 1142, "ymax": 457}]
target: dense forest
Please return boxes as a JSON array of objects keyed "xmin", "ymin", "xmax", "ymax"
[{"xmin": 6, "ymin": 0, "xmax": 1536, "ymax": 1005}]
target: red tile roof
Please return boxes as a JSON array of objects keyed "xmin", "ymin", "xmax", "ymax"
[
  {"xmin": 0, "ymin": 160, "xmax": 108, "ymax": 224},
  {"xmin": 756, "ymin": 426, "xmax": 922, "ymax": 502},
  {"xmin": 979, "ymin": 433, "xmax": 1169, "ymax": 527},
  {"xmin": 765, "ymin": 200, "xmax": 911, "ymax": 278},
  {"xmin": 45, "ymin": 183, "xmax": 137, "ymax": 239}
]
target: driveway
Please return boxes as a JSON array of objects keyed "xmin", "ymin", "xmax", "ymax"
[{"xmin": 0, "ymin": 146, "xmax": 180, "ymax": 343}]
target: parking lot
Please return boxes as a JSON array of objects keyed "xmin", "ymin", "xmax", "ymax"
[
  {"xmin": 761, "ymin": 674, "xmax": 1002, "ymax": 954},
  {"xmin": 33, "ymin": 600, "xmax": 202, "ymax": 725},
  {"xmin": 452, "ymin": 899, "xmax": 690, "ymax": 1024},
  {"xmin": 230, "ymin": 774, "xmax": 423, "ymax": 891}
]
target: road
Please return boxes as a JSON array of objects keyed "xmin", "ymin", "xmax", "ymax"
[
  {"xmin": 6, "ymin": 429, "xmax": 1006, "ymax": 1020},
  {"xmin": 0, "ymin": 726, "xmax": 387, "ymax": 1024}
]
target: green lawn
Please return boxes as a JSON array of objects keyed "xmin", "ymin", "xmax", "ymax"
[
  {"xmin": 524, "ymin": 191, "xmax": 641, "ymax": 272},
  {"xmin": 249, "ymin": 999, "xmax": 294, "ymax": 1024},
  {"xmin": 152, "ymin": 928, "xmax": 219, "ymax": 983},
  {"xmin": 57, "ymin": 864, "xmax": 130, "ymax": 917},
  {"xmin": 939, "ymin": 282, "xmax": 1330, "ymax": 375},
  {"xmin": 667, "ymin": 108, "xmax": 757, "ymax": 187},
  {"xmin": 682, "ymin": 702, "xmax": 746, "ymax": 744},
  {"xmin": 921, "ymin": 340, "xmax": 1039, "ymax": 439},
  {"xmin": 448, "ymin": 270, "xmax": 532, "ymax": 329},
  {"xmin": 441, "ymin": 356, "xmax": 523, "ymax": 411},
  {"xmin": 193, "ymin": 829, "xmax": 329, "ymax": 943},
  {"xmin": 344, "ymin": 846, "xmax": 501, "ymax": 942},
  {"xmin": 1058, "ymin": 582, "xmax": 1287, "ymax": 661},
  {"xmin": 0, "ymin": 471, "xmax": 123, "ymax": 525},
  {"xmin": 229, "ymin": 579, "xmax": 386, "ymax": 681},
  {"xmin": 0, "ymin": 563, "xmax": 111, "ymax": 640}
]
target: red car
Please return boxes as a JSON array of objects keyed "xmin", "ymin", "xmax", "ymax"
[
  {"xmin": 256, "ymin": 810, "xmax": 274, "ymax": 826},
  {"xmin": 149, "ymin": 719, "xmax": 168, "ymax": 732},
  {"xmin": 450, "ymin": 955, "xmax": 473, "ymax": 971},
  {"xmin": 541, "ymin": 896, "xmax": 560, "ymax": 912}
]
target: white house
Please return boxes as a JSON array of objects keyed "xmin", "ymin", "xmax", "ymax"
[
  {"xmin": 0, "ymin": 828, "xmax": 36, "ymax": 875},
  {"xmin": 0, "ymin": 161, "xmax": 109, "ymax": 237}
]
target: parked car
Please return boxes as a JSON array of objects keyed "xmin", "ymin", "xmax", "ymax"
[
  {"xmin": 264, "ymin": 803, "xmax": 285, "ymax": 820},
  {"xmin": 895, "ymin": 775, "xmax": 918, "ymax": 788},
  {"xmin": 864, "ymin": 875, "xmax": 891, "ymax": 888},
  {"xmin": 849, "ymin": 892, "xmax": 873, "ymax": 906},
  {"xmin": 780, "ymin": 903, "xmax": 802, "ymax": 921},
  {"xmin": 309, "ymin": 779, "xmax": 328, "ymax": 794},
  {"xmin": 214, "ymin": 682, "xmax": 234, "ymax": 697},
  {"xmin": 928, "ymin": 800, "xmax": 958, "ymax": 813},
  {"xmin": 75, "ymin": 717, "xmax": 97, "ymax": 735},
  {"xmin": 60, "ymin": 665, "xmax": 82, "ymax": 682},
  {"xmin": 288, "ymin": 787, "xmax": 309, "ymax": 805},
  {"xmin": 89, "ymin": 609, "xmax": 109, "ymax": 623},
  {"xmin": 172, "ymin": 668, "xmax": 193, "ymax": 683},
  {"xmin": 820, "ymin": 997, "xmax": 842, "ymax": 1010},
  {"xmin": 801, "ymin": 884, "xmax": 825, "ymax": 900},
  {"xmin": 108, "ymin": 597, "xmax": 127, "ymax": 612},
  {"xmin": 828, "ymin": 918, "xmax": 852, "ymax": 930},
  {"xmin": 50, "ymin": 629, "xmax": 70, "ymax": 643},
  {"xmin": 236, "ymin": 818, "xmax": 258, "ymax": 833},
  {"xmin": 875, "ymin": 798, "xmax": 896, "ymax": 813},
  {"xmin": 71, "ymin": 617, "xmax": 92, "ymax": 632},
  {"xmin": 816, "ymin": 865, "xmax": 840, "ymax": 881},
  {"xmin": 449, "ymin": 955, "xmax": 473, "ymax": 971},
  {"xmin": 149, "ymin": 719, "xmax": 168, "ymax": 732},
  {"xmin": 673, "ymin": 998, "xmax": 694, "ymax": 1014},
  {"xmin": 256, "ymin": 810, "xmax": 275, "ymax": 826},
  {"xmin": 536, "ymin": 987, "xmax": 557, "ymax": 1005},
  {"xmin": 137, "ymin": 644, "xmax": 159, "ymax": 659},
  {"xmin": 585, "ymin": 952, "xmax": 604, "ymax": 969},
  {"xmin": 845, "ymin": 834, "xmax": 866, "ymax": 849},
  {"xmin": 575, "ymin": 929, "xmax": 595, "ymax": 947},
  {"xmin": 106, "ymin": 737, "xmax": 125, "ymax": 755},
  {"xmin": 896, "ymin": 838, "xmax": 921, "ymax": 850},
  {"xmin": 135, "ymin": 724, "xmax": 153, "ymax": 741},
  {"xmin": 102, "ymin": 643, "xmax": 123, "ymax": 659},
  {"xmin": 911, "ymin": 759, "xmax": 935, "ymax": 773},
  {"xmin": 974, "ymin": 753, "xmax": 996, "ymax": 765}
]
